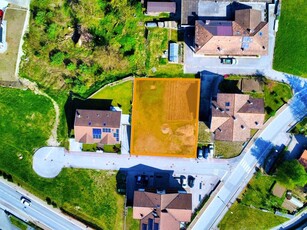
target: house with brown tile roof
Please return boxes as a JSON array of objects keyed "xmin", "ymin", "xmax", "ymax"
[
  {"xmin": 211, "ymin": 93, "xmax": 265, "ymax": 141},
  {"xmin": 74, "ymin": 109, "xmax": 121, "ymax": 145},
  {"xmin": 298, "ymin": 150, "xmax": 307, "ymax": 169},
  {"xmin": 195, "ymin": 9, "xmax": 268, "ymax": 56},
  {"xmin": 133, "ymin": 191, "xmax": 192, "ymax": 230}
]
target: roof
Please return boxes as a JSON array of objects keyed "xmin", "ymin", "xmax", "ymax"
[
  {"xmin": 211, "ymin": 94, "xmax": 265, "ymax": 141},
  {"xmin": 235, "ymin": 9, "xmax": 261, "ymax": 32},
  {"xmin": 169, "ymin": 42, "xmax": 179, "ymax": 63},
  {"xmin": 195, "ymin": 9, "xmax": 268, "ymax": 56},
  {"xmin": 299, "ymin": 150, "xmax": 307, "ymax": 169},
  {"xmin": 133, "ymin": 191, "xmax": 192, "ymax": 230},
  {"xmin": 74, "ymin": 109, "xmax": 121, "ymax": 128},
  {"xmin": 272, "ymin": 183, "xmax": 286, "ymax": 198},
  {"xmin": 147, "ymin": 2, "xmax": 176, "ymax": 14},
  {"xmin": 74, "ymin": 109, "xmax": 121, "ymax": 144}
]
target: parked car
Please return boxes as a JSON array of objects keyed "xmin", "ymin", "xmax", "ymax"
[
  {"xmin": 204, "ymin": 147, "xmax": 209, "ymax": 159},
  {"xmin": 198, "ymin": 148, "xmax": 203, "ymax": 159},
  {"xmin": 188, "ymin": 176, "xmax": 195, "ymax": 188},
  {"xmin": 208, "ymin": 144, "xmax": 214, "ymax": 157},
  {"xmin": 180, "ymin": 175, "xmax": 187, "ymax": 188},
  {"xmin": 220, "ymin": 58, "xmax": 237, "ymax": 65},
  {"xmin": 20, "ymin": 197, "xmax": 31, "ymax": 206}
]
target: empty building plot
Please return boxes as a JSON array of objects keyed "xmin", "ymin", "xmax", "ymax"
[{"xmin": 131, "ymin": 78, "xmax": 200, "ymax": 158}]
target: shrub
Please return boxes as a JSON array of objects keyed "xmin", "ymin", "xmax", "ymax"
[{"xmin": 50, "ymin": 52, "xmax": 65, "ymax": 66}]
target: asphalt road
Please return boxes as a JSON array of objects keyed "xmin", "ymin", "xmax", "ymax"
[
  {"xmin": 0, "ymin": 180, "xmax": 87, "ymax": 230},
  {"xmin": 190, "ymin": 87, "xmax": 307, "ymax": 230}
]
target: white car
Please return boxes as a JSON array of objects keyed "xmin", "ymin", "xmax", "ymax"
[
  {"xmin": 181, "ymin": 176, "xmax": 187, "ymax": 188},
  {"xmin": 20, "ymin": 197, "xmax": 31, "ymax": 206}
]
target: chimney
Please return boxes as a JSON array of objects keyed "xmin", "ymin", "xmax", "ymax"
[
  {"xmin": 241, "ymin": 125, "xmax": 245, "ymax": 130},
  {"xmin": 205, "ymin": 20, "xmax": 210, "ymax": 25},
  {"xmin": 247, "ymin": 100, "xmax": 253, "ymax": 105},
  {"xmin": 255, "ymin": 121, "xmax": 259, "ymax": 126},
  {"xmin": 232, "ymin": 116, "xmax": 237, "ymax": 121},
  {"xmin": 76, "ymin": 111, "xmax": 81, "ymax": 118},
  {"xmin": 218, "ymin": 127, "xmax": 222, "ymax": 132}
]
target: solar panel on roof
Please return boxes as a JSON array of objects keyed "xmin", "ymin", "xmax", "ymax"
[
  {"xmin": 154, "ymin": 223, "xmax": 159, "ymax": 230},
  {"xmin": 93, "ymin": 128, "xmax": 101, "ymax": 139},
  {"xmin": 148, "ymin": 219, "xmax": 153, "ymax": 230}
]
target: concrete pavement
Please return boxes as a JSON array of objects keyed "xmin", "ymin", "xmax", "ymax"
[{"xmin": 33, "ymin": 147, "xmax": 239, "ymax": 179}]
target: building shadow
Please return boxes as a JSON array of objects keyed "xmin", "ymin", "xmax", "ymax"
[
  {"xmin": 199, "ymin": 71, "xmax": 224, "ymax": 126},
  {"xmin": 64, "ymin": 92, "xmax": 113, "ymax": 136},
  {"xmin": 116, "ymin": 164, "xmax": 184, "ymax": 206}
]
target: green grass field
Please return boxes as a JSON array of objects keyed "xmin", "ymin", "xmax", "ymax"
[
  {"xmin": 241, "ymin": 173, "xmax": 285, "ymax": 211},
  {"xmin": 214, "ymin": 141, "xmax": 244, "ymax": 158},
  {"xmin": 90, "ymin": 80, "xmax": 133, "ymax": 114},
  {"xmin": 0, "ymin": 88, "xmax": 124, "ymax": 229},
  {"xmin": 273, "ymin": 1, "xmax": 307, "ymax": 77},
  {"xmin": 219, "ymin": 203, "xmax": 287, "ymax": 230},
  {"xmin": 264, "ymin": 81, "xmax": 292, "ymax": 119}
]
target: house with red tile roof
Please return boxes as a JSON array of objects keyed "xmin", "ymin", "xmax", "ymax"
[
  {"xmin": 133, "ymin": 191, "xmax": 192, "ymax": 230},
  {"xmin": 298, "ymin": 150, "xmax": 307, "ymax": 169},
  {"xmin": 211, "ymin": 93, "xmax": 265, "ymax": 141},
  {"xmin": 74, "ymin": 109, "xmax": 121, "ymax": 145},
  {"xmin": 195, "ymin": 9, "xmax": 268, "ymax": 56}
]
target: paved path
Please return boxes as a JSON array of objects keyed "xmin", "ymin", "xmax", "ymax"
[
  {"xmin": 33, "ymin": 147, "xmax": 239, "ymax": 179},
  {"xmin": 189, "ymin": 86, "xmax": 307, "ymax": 230}
]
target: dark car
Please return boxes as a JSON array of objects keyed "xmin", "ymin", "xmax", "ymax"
[
  {"xmin": 220, "ymin": 58, "xmax": 237, "ymax": 65},
  {"xmin": 188, "ymin": 176, "xmax": 195, "ymax": 188}
]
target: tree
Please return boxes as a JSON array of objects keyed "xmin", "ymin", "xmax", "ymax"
[
  {"xmin": 275, "ymin": 160, "xmax": 307, "ymax": 188},
  {"xmin": 50, "ymin": 52, "xmax": 65, "ymax": 66}
]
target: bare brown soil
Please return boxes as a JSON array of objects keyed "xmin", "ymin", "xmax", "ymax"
[{"xmin": 131, "ymin": 78, "xmax": 200, "ymax": 158}]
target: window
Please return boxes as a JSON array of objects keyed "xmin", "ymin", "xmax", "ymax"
[
  {"xmin": 93, "ymin": 128, "xmax": 101, "ymax": 139},
  {"xmin": 225, "ymin": 102, "xmax": 230, "ymax": 106}
]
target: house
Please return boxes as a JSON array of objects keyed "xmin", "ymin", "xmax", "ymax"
[
  {"xmin": 272, "ymin": 183, "xmax": 286, "ymax": 198},
  {"xmin": 74, "ymin": 109, "xmax": 121, "ymax": 145},
  {"xmin": 133, "ymin": 191, "xmax": 192, "ymax": 230},
  {"xmin": 211, "ymin": 93, "xmax": 265, "ymax": 141},
  {"xmin": 146, "ymin": 1, "xmax": 176, "ymax": 15},
  {"xmin": 299, "ymin": 150, "xmax": 307, "ymax": 169},
  {"xmin": 195, "ymin": 9, "xmax": 268, "ymax": 56}
]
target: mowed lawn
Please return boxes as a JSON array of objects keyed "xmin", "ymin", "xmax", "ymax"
[
  {"xmin": 90, "ymin": 80, "xmax": 133, "ymax": 114},
  {"xmin": 0, "ymin": 88, "xmax": 124, "ymax": 229},
  {"xmin": 219, "ymin": 203, "xmax": 287, "ymax": 230},
  {"xmin": 273, "ymin": 0, "xmax": 307, "ymax": 77}
]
